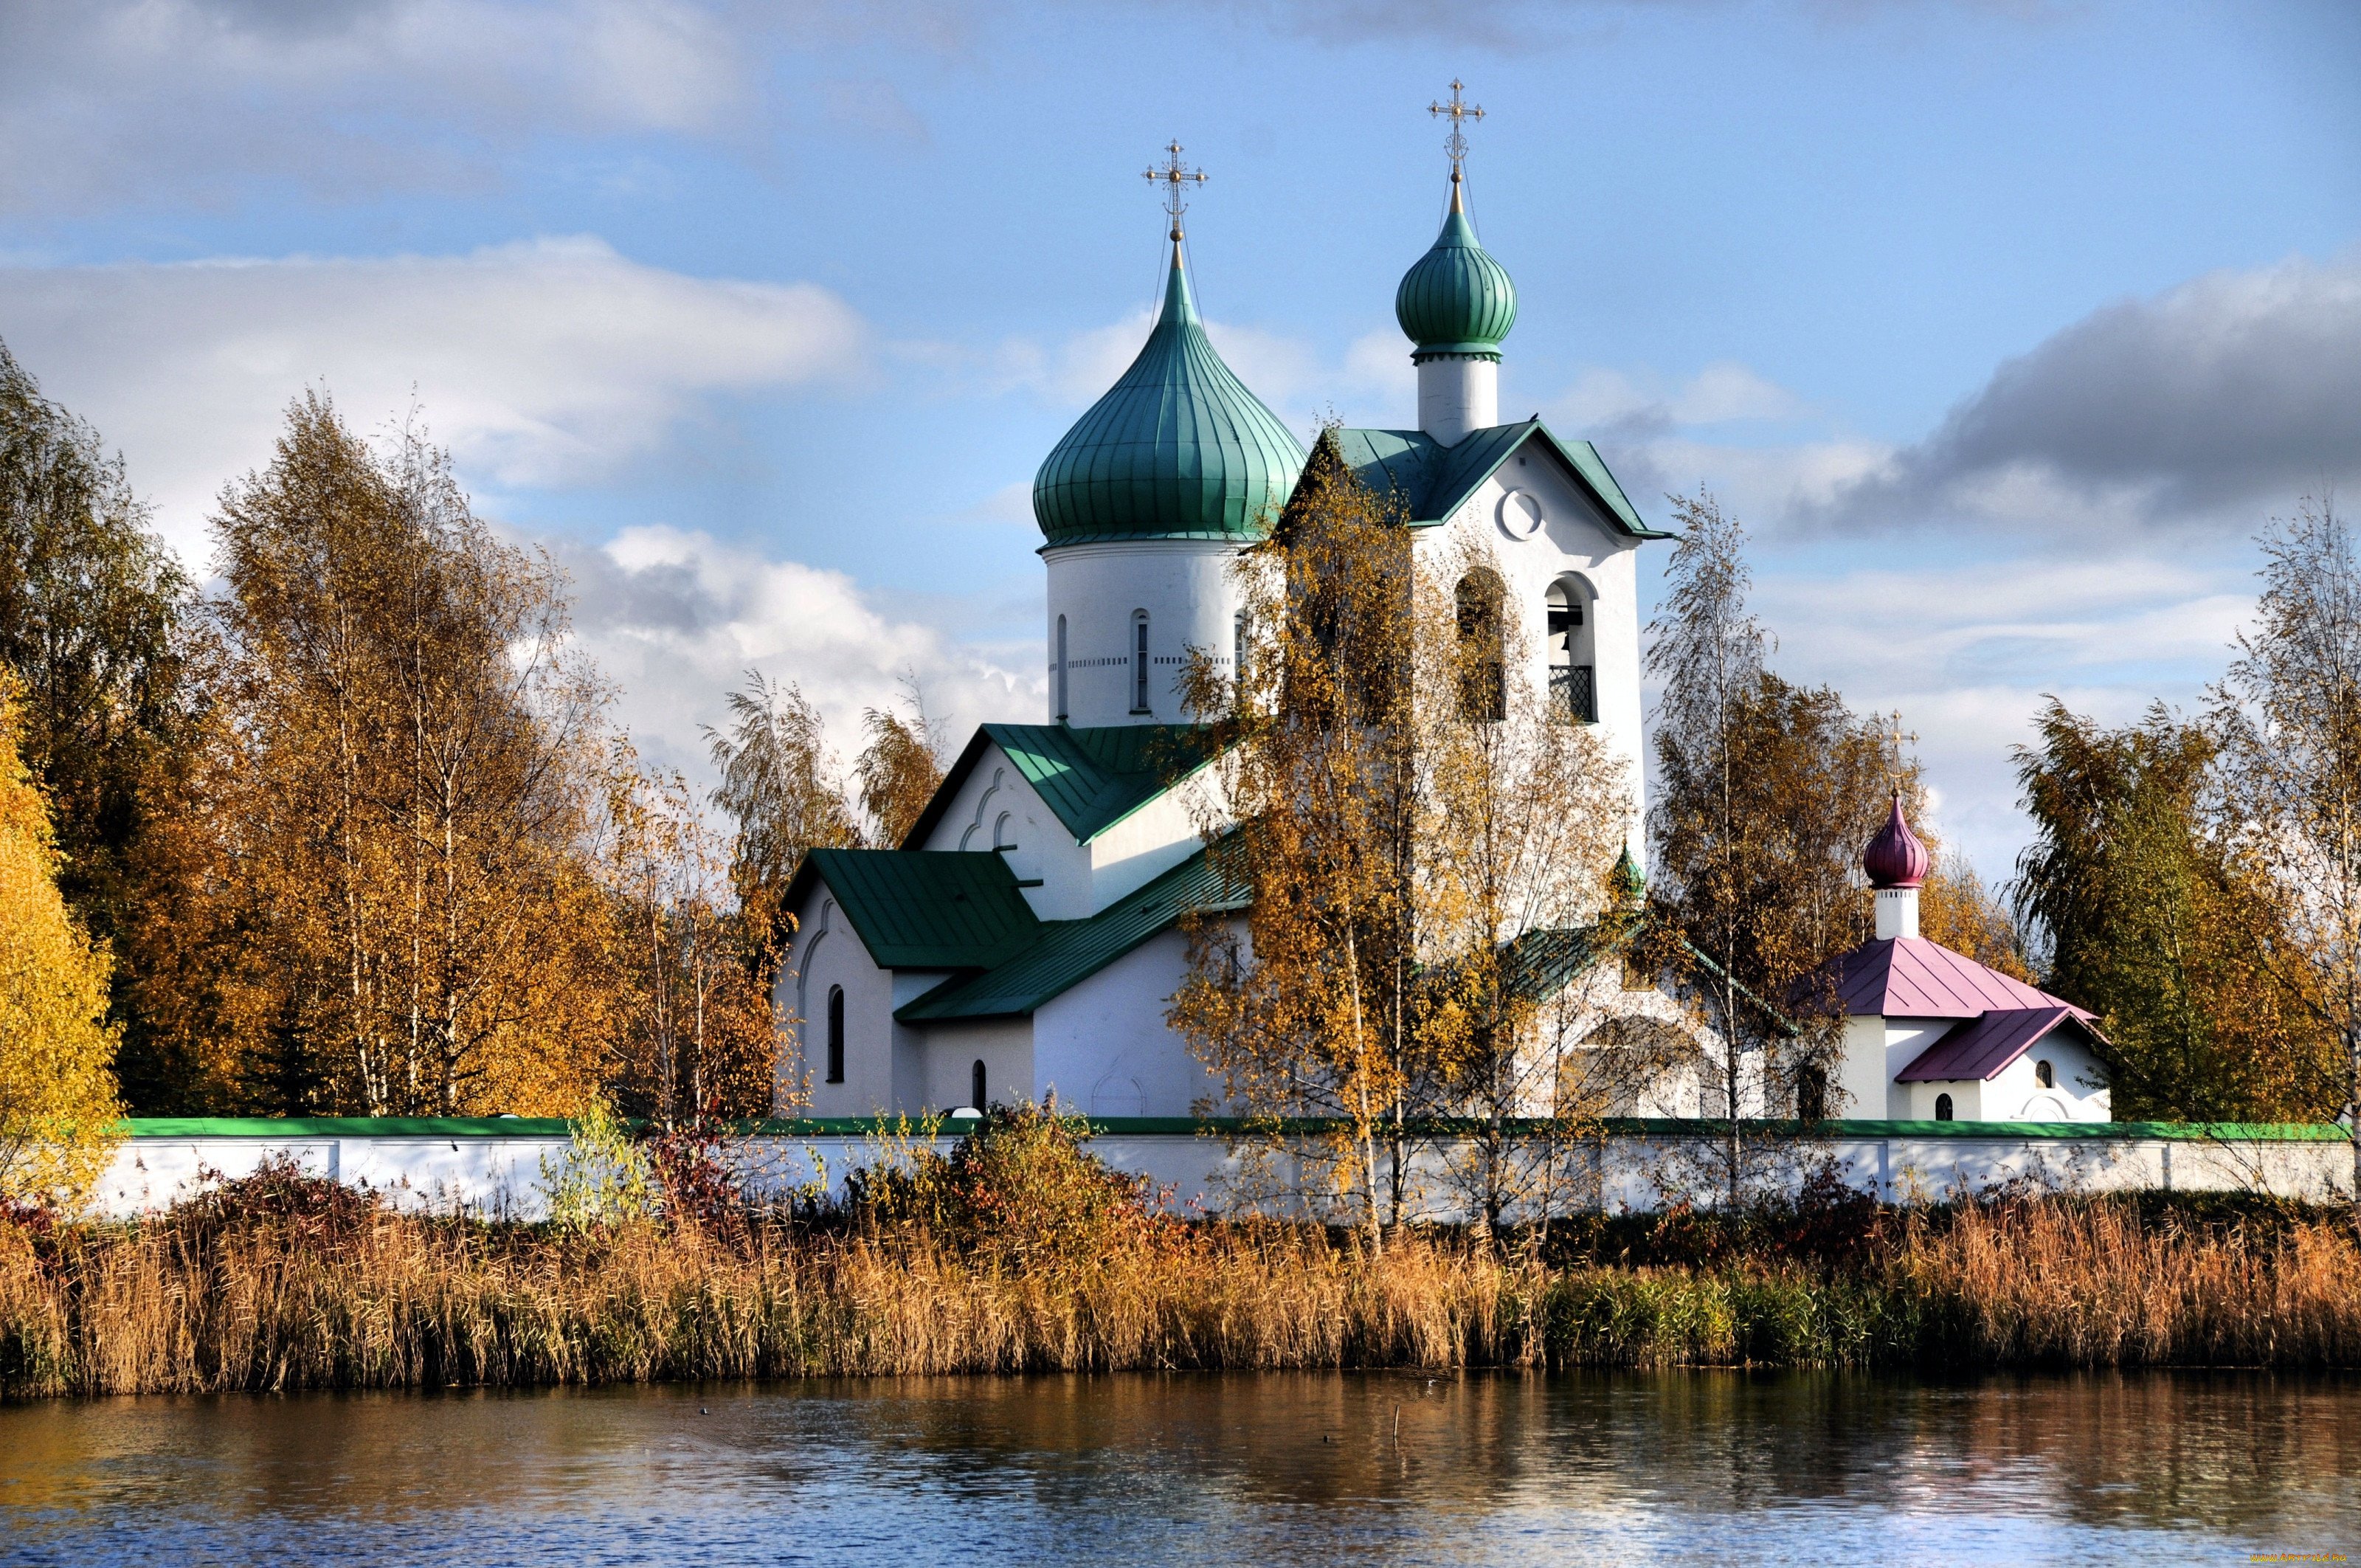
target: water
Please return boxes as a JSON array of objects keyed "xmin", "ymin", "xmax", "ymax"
[{"xmin": 2, "ymin": 1372, "xmax": 2357, "ymax": 1564}]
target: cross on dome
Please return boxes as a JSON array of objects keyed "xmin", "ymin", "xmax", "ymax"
[
  {"xmin": 1428, "ymin": 79, "xmax": 1484, "ymax": 183},
  {"xmin": 1142, "ymin": 140, "xmax": 1207, "ymax": 241}
]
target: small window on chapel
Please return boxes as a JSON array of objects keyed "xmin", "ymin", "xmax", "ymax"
[
  {"xmin": 1934, "ymin": 1093, "xmax": 1954, "ymax": 1122},
  {"xmin": 2034, "ymin": 1059, "xmax": 2054, "ymax": 1089}
]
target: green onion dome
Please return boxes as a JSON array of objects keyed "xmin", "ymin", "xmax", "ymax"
[
  {"xmin": 1034, "ymin": 241, "xmax": 1307, "ymax": 548},
  {"xmin": 1394, "ymin": 179, "xmax": 1517, "ymax": 362}
]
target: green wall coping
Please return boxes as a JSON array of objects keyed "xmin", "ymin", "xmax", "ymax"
[{"xmin": 118, "ymin": 1116, "xmax": 2354, "ymax": 1143}]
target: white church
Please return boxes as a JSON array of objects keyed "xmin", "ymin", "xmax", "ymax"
[{"xmin": 778, "ymin": 114, "xmax": 2114, "ymax": 1128}]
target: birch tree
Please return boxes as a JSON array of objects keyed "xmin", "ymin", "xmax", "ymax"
[{"xmin": 2209, "ymin": 497, "xmax": 2361, "ymax": 1203}]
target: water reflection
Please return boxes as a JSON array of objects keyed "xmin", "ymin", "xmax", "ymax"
[{"xmin": 2, "ymin": 1372, "xmax": 2356, "ymax": 1564}]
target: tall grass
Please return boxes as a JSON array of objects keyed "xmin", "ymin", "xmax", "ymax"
[
  {"xmin": 4, "ymin": 1196, "xmax": 2360, "ymax": 1396},
  {"xmin": 4, "ymin": 1113, "xmax": 2358, "ymax": 1396}
]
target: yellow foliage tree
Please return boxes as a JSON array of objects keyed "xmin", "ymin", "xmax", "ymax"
[{"xmin": 0, "ymin": 677, "xmax": 122, "ymax": 1209}]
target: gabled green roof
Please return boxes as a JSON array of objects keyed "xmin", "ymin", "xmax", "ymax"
[
  {"xmin": 905, "ymin": 722, "xmax": 1224, "ymax": 850},
  {"xmin": 897, "ymin": 843, "xmax": 1248, "ymax": 1022},
  {"xmin": 1330, "ymin": 419, "xmax": 1670, "ymax": 540},
  {"xmin": 1032, "ymin": 241, "xmax": 1307, "ymax": 548},
  {"xmin": 787, "ymin": 849, "xmax": 1041, "ymax": 970}
]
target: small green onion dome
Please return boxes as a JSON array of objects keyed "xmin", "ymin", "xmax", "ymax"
[
  {"xmin": 1394, "ymin": 179, "xmax": 1517, "ymax": 362},
  {"xmin": 1034, "ymin": 240, "xmax": 1307, "ymax": 548}
]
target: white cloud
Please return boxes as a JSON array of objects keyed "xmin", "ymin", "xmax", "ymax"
[
  {"xmin": 1808, "ymin": 252, "xmax": 2361, "ymax": 540},
  {"xmin": 0, "ymin": 236, "xmax": 865, "ymax": 553},
  {"xmin": 561, "ymin": 522, "xmax": 1039, "ymax": 786},
  {"xmin": 0, "ymin": 0, "xmax": 989, "ymax": 214}
]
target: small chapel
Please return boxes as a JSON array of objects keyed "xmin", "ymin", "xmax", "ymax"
[{"xmin": 777, "ymin": 98, "xmax": 2109, "ymax": 1127}]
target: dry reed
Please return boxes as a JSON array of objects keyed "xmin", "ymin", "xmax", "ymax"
[{"xmin": 4, "ymin": 1194, "xmax": 2360, "ymax": 1396}]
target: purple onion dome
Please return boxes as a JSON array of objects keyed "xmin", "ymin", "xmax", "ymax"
[{"xmin": 1863, "ymin": 795, "xmax": 1929, "ymax": 891}]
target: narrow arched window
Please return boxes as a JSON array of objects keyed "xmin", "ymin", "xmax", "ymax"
[
  {"xmin": 825, "ymin": 986, "xmax": 845, "ymax": 1084},
  {"xmin": 1456, "ymin": 570, "xmax": 1506, "ymax": 722},
  {"xmin": 2034, "ymin": 1059, "xmax": 2054, "ymax": 1089},
  {"xmin": 1797, "ymin": 1063, "xmax": 1827, "ymax": 1123},
  {"xmin": 1934, "ymin": 1092, "xmax": 1954, "ymax": 1122},
  {"xmin": 1131, "ymin": 610, "xmax": 1152, "ymax": 714},
  {"xmin": 1055, "ymin": 614, "xmax": 1069, "ymax": 722},
  {"xmin": 971, "ymin": 1059, "xmax": 988, "ymax": 1111},
  {"xmin": 1233, "ymin": 611, "xmax": 1251, "ymax": 692}
]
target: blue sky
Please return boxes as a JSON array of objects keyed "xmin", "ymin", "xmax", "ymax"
[{"xmin": 2, "ymin": 0, "xmax": 2357, "ymax": 881}]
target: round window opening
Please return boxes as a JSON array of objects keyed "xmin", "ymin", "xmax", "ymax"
[{"xmin": 1497, "ymin": 489, "xmax": 1545, "ymax": 540}]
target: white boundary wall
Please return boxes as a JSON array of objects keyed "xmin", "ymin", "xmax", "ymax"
[{"xmin": 89, "ymin": 1125, "xmax": 2355, "ymax": 1222}]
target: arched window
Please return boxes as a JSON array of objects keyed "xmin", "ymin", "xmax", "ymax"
[
  {"xmin": 992, "ymin": 811, "xmax": 1017, "ymax": 852},
  {"xmin": 1055, "ymin": 615, "xmax": 1069, "ymax": 722},
  {"xmin": 1546, "ymin": 576, "xmax": 1597, "ymax": 724},
  {"xmin": 825, "ymin": 986, "xmax": 845, "ymax": 1084},
  {"xmin": 971, "ymin": 1059, "xmax": 988, "ymax": 1111},
  {"xmin": 1934, "ymin": 1092, "xmax": 1954, "ymax": 1122},
  {"xmin": 2034, "ymin": 1059, "xmax": 2054, "ymax": 1089},
  {"xmin": 1131, "ymin": 610, "xmax": 1151, "ymax": 714},
  {"xmin": 1455, "ymin": 570, "xmax": 1506, "ymax": 722},
  {"xmin": 1233, "ymin": 611, "xmax": 1251, "ymax": 692}
]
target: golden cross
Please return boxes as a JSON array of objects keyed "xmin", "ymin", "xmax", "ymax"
[
  {"xmin": 1429, "ymin": 79, "xmax": 1484, "ymax": 179},
  {"xmin": 1143, "ymin": 140, "xmax": 1208, "ymax": 238}
]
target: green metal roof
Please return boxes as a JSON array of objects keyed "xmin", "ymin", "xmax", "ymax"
[
  {"xmin": 1394, "ymin": 184, "xmax": 1517, "ymax": 360},
  {"xmin": 897, "ymin": 842, "xmax": 1248, "ymax": 1021},
  {"xmin": 1331, "ymin": 419, "xmax": 1669, "ymax": 539},
  {"xmin": 904, "ymin": 723, "xmax": 1224, "ymax": 850},
  {"xmin": 787, "ymin": 849, "xmax": 1042, "ymax": 970},
  {"xmin": 1033, "ymin": 241, "xmax": 1308, "ymax": 548}
]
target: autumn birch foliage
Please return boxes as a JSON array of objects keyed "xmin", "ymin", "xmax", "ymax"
[
  {"xmin": 1170, "ymin": 434, "xmax": 1412, "ymax": 1243},
  {"xmin": 2209, "ymin": 497, "xmax": 2361, "ymax": 1204},
  {"xmin": 0, "ymin": 676, "xmax": 122, "ymax": 1210},
  {"xmin": 1411, "ymin": 531, "xmax": 1630, "ymax": 1233},
  {"xmin": 204, "ymin": 394, "xmax": 613, "ymax": 1115}
]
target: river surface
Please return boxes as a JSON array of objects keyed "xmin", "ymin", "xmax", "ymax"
[{"xmin": 1, "ymin": 1371, "xmax": 2357, "ymax": 1564}]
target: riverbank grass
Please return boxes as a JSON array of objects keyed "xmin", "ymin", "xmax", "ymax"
[{"xmin": 4, "ymin": 1109, "xmax": 2358, "ymax": 1395}]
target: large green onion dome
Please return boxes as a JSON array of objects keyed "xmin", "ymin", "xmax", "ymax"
[
  {"xmin": 1394, "ymin": 179, "xmax": 1517, "ymax": 362},
  {"xmin": 1034, "ymin": 240, "xmax": 1307, "ymax": 548}
]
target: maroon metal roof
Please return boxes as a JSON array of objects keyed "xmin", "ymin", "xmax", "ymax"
[
  {"xmin": 1826, "ymin": 936, "xmax": 2084, "ymax": 1020},
  {"xmin": 1897, "ymin": 1006, "xmax": 2084, "ymax": 1082}
]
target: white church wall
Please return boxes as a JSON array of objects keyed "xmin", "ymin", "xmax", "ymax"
[
  {"xmin": 1903, "ymin": 1077, "xmax": 1983, "ymax": 1120},
  {"xmin": 1088, "ymin": 767, "xmax": 1226, "ymax": 911},
  {"xmin": 83, "ymin": 1122, "xmax": 2351, "ymax": 1222},
  {"xmin": 1416, "ymin": 355, "xmax": 1497, "ymax": 445},
  {"xmin": 1032, "ymin": 925, "xmax": 1230, "ymax": 1117},
  {"xmin": 916, "ymin": 745, "xmax": 1093, "ymax": 919},
  {"xmin": 1881, "ymin": 1019, "xmax": 1954, "ymax": 1118},
  {"xmin": 783, "ymin": 883, "xmax": 946, "ymax": 1118},
  {"xmin": 1043, "ymin": 539, "xmax": 1242, "ymax": 728},
  {"xmin": 1985, "ymin": 1035, "xmax": 2112, "ymax": 1122},
  {"xmin": 1834, "ymin": 1015, "xmax": 1888, "ymax": 1120},
  {"xmin": 1417, "ymin": 449, "xmax": 1647, "ymax": 857},
  {"xmin": 917, "ymin": 1019, "xmax": 1036, "ymax": 1113}
]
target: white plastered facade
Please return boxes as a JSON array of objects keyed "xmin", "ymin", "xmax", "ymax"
[
  {"xmin": 1408, "ymin": 441, "xmax": 1650, "ymax": 860},
  {"xmin": 1044, "ymin": 539, "xmax": 1242, "ymax": 730}
]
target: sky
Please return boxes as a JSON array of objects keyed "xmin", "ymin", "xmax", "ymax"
[{"xmin": 1, "ymin": 0, "xmax": 2357, "ymax": 883}]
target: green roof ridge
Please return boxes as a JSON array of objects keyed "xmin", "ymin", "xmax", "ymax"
[{"xmin": 1330, "ymin": 421, "xmax": 1669, "ymax": 539}]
